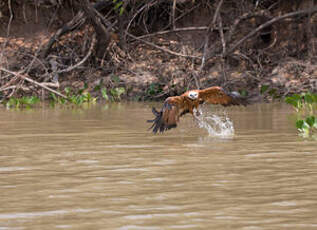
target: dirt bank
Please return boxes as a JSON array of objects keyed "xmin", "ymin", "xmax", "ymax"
[{"xmin": 0, "ymin": 0, "xmax": 316, "ymax": 102}]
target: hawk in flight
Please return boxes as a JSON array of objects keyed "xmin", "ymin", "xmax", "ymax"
[{"xmin": 148, "ymin": 86, "xmax": 248, "ymax": 133}]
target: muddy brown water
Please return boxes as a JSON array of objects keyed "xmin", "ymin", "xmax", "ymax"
[{"xmin": 0, "ymin": 103, "xmax": 317, "ymax": 230}]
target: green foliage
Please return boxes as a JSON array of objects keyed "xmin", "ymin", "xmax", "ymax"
[
  {"xmin": 101, "ymin": 87, "xmax": 125, "ymax": 102},
  {"xmin": 146, "ymin": 83, "xmax": 162, "ymax": 96},
  {"xmin": 260, "ymin": 85, "xmax": 269, "ymax": 94},
  {"xmin": 113, "ymin": 0, "xmax": 125, "ymax": 15},
  {"xmin": 101, "ymin": 88, "xmax": 109, "ymax": 101},
  {"xmin": 49, "ymin": 93, "xmax": 67, "ymax": 106},
  {"xmin": 6, "ymin": 96, "xmax": 40, "ymax": 109},
  {"xmin": 238, "ymin": 89, "xmax": 248, "ymax": 97},
  {"xmin": 68, "ymin": 92, "xmax": 97, "ymax": 105},
  {"xmin": 260, "ymin": 84, "xmax": 280, "ymax": 99},
  {"xmin": 285, "ymin": 94, "xmax": 303, "ymax": 111},
  {"xmin": 50, "ymin": 86, "xmax": 97, "ymax": 107},
  {"xmin": 111, "ymin": 75, "xmax": 121, "ymax": 83},
  {"xmin": 110, "ymin": 87, "xmax": 125, "ymax": 101},
  {"xmin": 285, "ymin": 92, "xmax": 317, "ymax": 137}
]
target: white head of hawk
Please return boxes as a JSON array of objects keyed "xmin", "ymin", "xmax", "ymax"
[
  {"xmin": 148, "ymin": 86, "xmax": 249, "ymax": 133},
  {"xmin": 188, "ymin": 91, "xmax": 199, "ymax": 100}
]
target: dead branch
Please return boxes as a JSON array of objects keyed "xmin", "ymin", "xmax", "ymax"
[
  {"xmin": 224, "ymin": 6, "xmax": 317, "ymax": 57},
  {"xmin": 42, "ymin": 11, "xmax": 86, "ymax": 58},
  {"xmin": 125, "ymin": 0, "xmax": 157, "ymax": 42},
  {"xmin": 218, "ymin": 16, "xmax": 226, "ymax": 55},
  {"xmin": 172, "ymin": 0, "xmax": 177, "ymax": 30},
  {"xmin": 226, "ymin": 10, "xmax": 272, "ymax": 45},
  {"xmin": 126, "ymin": 32, "xmax": 200, "ymax": 59},
  {"xmin": 0, "ymin": 0, "xmax": 14, "ymax": 65},
  {"xmin": 200, "ymin": 0, "xmax": 224, "ymax": 71},
  {"xmin": 218, "ymin": 15, "xmax": 227, "ymax": 84},
  {"xmin": 41, "ymin": 0, "xmax": 111, "ymax": 58},
  {"xmin": 80, "ymin": 0, "xmax": 112, "ymax": 59},
  {"xmin": 0, "ymin": 67, "xmax": 67, "ymax": 99},
  {"xmin": 57, "ymin": 33, "xmax": 96, "ymax": 73},
  {"xmin": 135, "ymin": 26, "xmax": 229, "ymax": 40},
  {"xmin": 161, "ymin": 2, "xmax": 201, "ymax": 32}
]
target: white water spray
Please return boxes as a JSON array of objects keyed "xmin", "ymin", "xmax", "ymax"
[{"xmin": 193, "ymin": 108, "xmax": 234, "ymax": 137}]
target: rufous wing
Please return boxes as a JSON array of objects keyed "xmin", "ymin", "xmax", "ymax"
[
  {"xmin": 198, "ymin": 86, "xmax": 248, "ymax": 106},
  {"xmin": 147, "ymin": 96, "xmax": 183, "ymax": 133}
]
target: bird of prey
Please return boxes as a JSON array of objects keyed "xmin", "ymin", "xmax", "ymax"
[{"xmin": 147, "ymin": 86, "xmax": 248, "ymax": 133}]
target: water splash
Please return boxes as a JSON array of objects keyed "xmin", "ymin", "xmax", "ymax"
[{"xmin": 194, "ymin": 108, "xmax": 234, "ymax": 137}]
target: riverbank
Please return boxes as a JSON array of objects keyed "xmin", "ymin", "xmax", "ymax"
[
  {"xmin": 0, "ymin": 1, "xmax": 316, "ymax": 103},
  {"xmin": 1, "ymin": 34, "xmax": 316, "ymax": 103}
]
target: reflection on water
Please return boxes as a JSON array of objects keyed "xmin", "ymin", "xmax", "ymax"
[{"xmin": 0, "ymin": 103, "xmax": 317, "ymax": 230}]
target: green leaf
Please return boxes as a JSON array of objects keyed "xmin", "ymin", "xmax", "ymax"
[
  {"xmin": 291, "ymin": 94, "xmax": 302, "ymax": 102},
  {"xmin": 114, "ymin": 1, "xmax": 123, "ymax": 10},
  {"xmin": 304, "ymin": 93, "xmax": 314, "ymax": 104},
  {"xmin": 60, "ymin": 98, "xmax": 66, "ymax": 104},
  {"xmin": 285, "ymin": 97, "xmax": 298, "ymax": 107},
  {"xmin": 260, "ymin": 85, "xmax": 269, "ymax": 94},
  {"xmin": 94, "ymin": 85, "xmax": 101, "ymax": 91},
  {"xmin": 77, "ymin": 89, "xmax": 84, "ymax": 95},
  {"xmin": 119, "ymin": 6, "xmax": 125, "ymax": 15},
  {"xmin": 83, "ymin": 82, "xmax": 88, "ymax": 90},
  {"xmin": 296, "ymin": 119, "xmax": 304, "ymax": 129},
  {"xmin": 112, "ymin": 75, "xmax": 120, "ymax": 83},
  {"xmin": 115, "ymin": 87, "xmax": 125, "ymax": 96},
  {"xmin": 30, "ymin": 96, "xmax": 40, "ymax": 104},
  {"xmin": 239, "ymin": 89, "xmax": 248, "ymax": 97},
  {"xmin": 268, "ymin": 88, "xmax": 277, "ymax": 96},
  {"xmin": 110, "ymin": 88, "xmax": 115, "ymax": 96},
  {"xmin": 64, "ymin": 87, "xmax": 71, "ymax": 96},
  {"xmin": 101, "ymin": 88, "xmax": 109, "ymax": 101},
  {"xmin": 50, "ymin": 93, "xmax": 57, "ymax": 102},
  {"xmin": 306, "ymin": 116, "xmax": 316, "ymax": 127}
]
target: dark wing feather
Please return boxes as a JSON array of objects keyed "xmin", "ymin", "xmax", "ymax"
[
  {"xmin": 147, "ymin": 96, "xmax": 184, "ymax": 133},
  {"xmin": 198, "ymin": 86, "xmax": 248, "ymax": 106}
]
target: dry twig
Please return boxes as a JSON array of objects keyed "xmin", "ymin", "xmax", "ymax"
[
  {"xmin": 0, "ymin": 67, "xmax": 67, "ymax": 99},
  {"xmin": 127, "ymin": 32, "xmax": 200, "ymax": 59},
  {"xmin": 0, "ymin": 0, "xmax": 14, "ymax": 65},
  {"xmin": 224, "ymin": 6, "xmax": 317, "ymax": 57},
  {"xmin": 200, "ymin": 0, "xmax": 224, "ymax": 71},
  {"xmin": 57, "ymin": 33, "xmax": 96, "ymax": 73}
]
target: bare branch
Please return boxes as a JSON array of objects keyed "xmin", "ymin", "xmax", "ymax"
[
  {"xmin": 126, "ymin": 32, "xmax": 200, "ymax": 59},
  {"xmin": 135, "ymin": 26, "xmax": 229, "ymax": 40},
  {"xmin": 200, "ymin": 0, "xmax": 224, "ymax": 71},
  {"xmin": 224, "ymin": 6, "xmax": 317, "ymax": 57},
  {"xmin": 226, "ymin": 10, "xmax": 272, "ymax": 44},
  {"xmin": 125, "ymin": 0, "xmax": 157, "ymax": 42},
  {"xmin": 57, "ymin": 33, "xmax": 96, "ymax": 73},
  {"xmin": 172, "ymin": 0, "xmax": 177, "ymax": 30},
  {"xmin": 0, "ymin": 68, "xmax": 67, "ymax": 99},
  {"xmin": 0, "ymin": 0, "xmax": 14, "ymax": 65},
  {"xmin": 218, "ymin": 16, "xmax": 226, "ymax": 55}
]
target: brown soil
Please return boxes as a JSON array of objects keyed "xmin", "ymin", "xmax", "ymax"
[{"xmin": 0, "ymin": 1, "xmax": 316, "ymax": 102}]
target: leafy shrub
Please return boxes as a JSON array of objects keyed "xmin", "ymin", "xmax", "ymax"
[
  {"xmin": 285, "ymin": 92, "xmax": 317, "ymax": 137},
  {"xmin": 50, "ymin": 86, "xmax": 97, "ymax": 107},
  {"xmin": 101, "ymin": 87, "xmax": 125, "ymax": 102},
  {"xmin": 6, "ymin": 96, "xmax": 40, "ymax": 109}
]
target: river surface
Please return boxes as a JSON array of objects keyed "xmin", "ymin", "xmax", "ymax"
[{"xmin": 0, "ymin": 102, "xmax": 317, "ymax": 230}]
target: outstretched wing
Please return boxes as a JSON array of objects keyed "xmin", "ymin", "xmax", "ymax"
[
  {"xmin": 198, "ymin": 86, "xmax": 248, "ymax": 106},
  {"xmin": 147, "ymin": 96, "xmax": 187, "ymax": 133}
]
